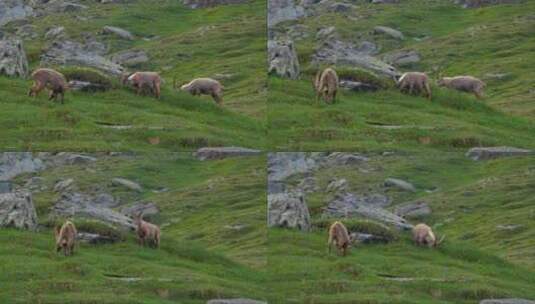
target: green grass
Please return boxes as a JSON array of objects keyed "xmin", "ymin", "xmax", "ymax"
[
  {"xmin": 1, "ymin": 153, "xmax": 267, "ymax": 303},
  {"xmin": 268, "ymin": 0, "xmax": 535, "ymax": 150},
  {"xmin": 267, "ymin": 152, "xmax": 535, "ymax": 303},
  {"xmin": 0, "ymin": 0, "xmax": 266, "ymax": 151}
]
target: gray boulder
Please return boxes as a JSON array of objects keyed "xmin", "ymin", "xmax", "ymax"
[
  {"xmin": 54, "ymin": 178, "xmax": 75, "ymax": 193},
  {"xmin": 374, "ymin": 26, "xmax": 404, "ymax": 40},
  {"xmin": 384, "ymin": 178, "xmax": 416, "ymax": 192},
  {"xmin": 77, "ymin": 232, "xmax": 120, "ymax": 244},
  {"xmin": 112, "ymin": 178, "xmax": 142, "ymax": 192},
  {"xmin": 268, "ymin": 0, "xmax": 304, "ymax": 28},
  {"xmin": 0, "ymin": 39, "xmax": 29, "ymax": 78},
  {"xmin": 0, "ymin": 152, "xmax": 44, "ymax": 181},
  {"xmin": 456, "ymin": 0, "xmax": 523, "ymax": 8},
  {"xmin": 340, "ymin": 80, "xmax": 380, "ymax": 92},
  {"xmin": 324, "ymin": 192, "xmax": 411, "ymax": 230},
  {"xmin": 41, "ymin": 40, "xmax": 125, "ymax": 76},
  {"xmin": 121, "ymin": 202, "xmax": 160, "ymax": 217},
  {"xmin": 45, "ymin": 1, "xmax": 88, "ymax": 13},
  {"xmin": 268, "ymin": 39, "xmax": 300, "ymax": 79},
  {"xmin": 479, "ymin": 300, "xmax": 535, "ymax": 304},
  {"xmin": 52, "ymin": 192, "xmax": 135, "ymax": 229},
  {"xmin": 395, "ymin": 201, "xmax": 431, "ymax": 218},
  {"xmin": 44, "ymin": 26, "xmax": 66, "ymax": 40},
  {"xmin": 194, "ymin": 147, "xmax": 261, "ymax": 161},
  {"xmin": 466, "ymin": 147, "xmax": 533, "ymax": 161},
  {"xmin": 326, "ymin": 152, "xmax": 369, "ymax": 166},
  {"xmin": 383, "ymin": 50, "xmax": 421, "ymax": 67},
  {"xmin": 313, "ymin": 38, "xmax": 398, "ymax": 78},
  {"xmin": 0, "ymin": 191, "xmax": 38, "ymax": 230},
  {"xmin": 268, "ymin": 191, "xmax": 311, "ymax": 231},
  {"xmin": 0, "ymin": 181, "xmax": 12, "ymax": 194},
  {"xmin": 0, "ymin": 0, "xmax": 34, "ymax": 26},
  {"xmin": 102, "ymin": 26, "xmax": 134, "ymax": 40},
  {"xmin": 326, "ymin": 178, "xmax": 347, "ymax": 193},
  {"xmin": 110, "ymin": 50, "xmax": 149, "ymax": 66},
  {"xmin": 268, "ymin": 152, "xmax": 319, "ymax": 182},
  {"xmin": 68, "ymin": 80, "xmax": 109, "ymax": 92}
]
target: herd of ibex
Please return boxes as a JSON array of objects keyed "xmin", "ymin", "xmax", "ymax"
[
  {"xmin": 28, "ymin": 68, "xmax": 224, "ymax": 105},
  {"xmin": 327, "ymin": 221, "xmax": 444, "ymax": 256},
  {"xmin": 313, "ymin": 67, "xmax": 486, "ymax": 104},
  {"xmin": 53, "ymin": 213, "xmax": 160, "ymax": 257}
]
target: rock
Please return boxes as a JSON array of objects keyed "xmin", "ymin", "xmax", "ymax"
[
  {"xmin": 112, "ymin": 178, "xmax": 142, "ymax": 192},
  {"xmin": 194, "ymin": 147, "xmax": 261, "ymax": 161},
  {"xmin": 268, "ymin": 39, "xmax": 300, "ymax": 79},
  {"xmin": 0, "ymin": 191, "xmax": 38, "ymax": 230},
  {"xmin": 327, "ymin": 2, "xmax": 356, "ymax": 12},
  {"xmin": 68, "ymin": 80, "xmax": 109, "ymax": 92},
  {"xmin": 479, "ymin": 299, "xmax": 535, "ymax": 304},
  {"xmin": 0, "ymin": 181, "xmax": 12, "ymax": 194},
  {"xmin": 16, "ymin": 24, "xmax": 38, "ymax": 39},
  {"xmin": 0, "ymin": 39, "xmax": 29, "ymax": 78},
  {"xmin": 326, "ymin": 178, "xmax": 347, "ymax": 193},
  {"xmin": 296, "ymin": 176, "xmax": 318, "ymax": 193},
  {"xmin": 54, "ymin": 178, "xmax": 75, "ymax": 193},
  {"xmin": 340, "ymin": 80, "xmax": 380, "ymax": 92},
  {"xmin": 45, "ymin": 1, "xmax": 88, "ymax": 13},
  {"xmin": 496, "ymin": 224, "xmax": 524, "ymax": 232},
  {"xmin": 350, "ymin": 232, "xmax": 391, "ymax": 244},
  {"xmin": 383, "ymin": 50, "xmax": 421, "ymax": 67},
  {"xmin": 355, "ymin": 41, "xmax": 379, "ymax": 55},
  {"xmin": 326, "ymin": 152, "xmax": 369, "ymax": 166},
  {"xmin": 372, "ymin": 0, "xmax": 399, "ymax": 3},
  {"xmin": 268, "ymin": 0, "xmax": 304, "ymax": 28},
  {"xmin": 395, "ymin": 201, "xmax": 431, "ymax": 218},
  {"xmin": 316, "ymin": 26, "xmax": 336, "ymax": 40},
  {"xmin": 207, "ymin": 299, "xmax": 267, "ymax": 304},
  {"xmin": 44, "ymin": 26, "xmax": 66, "ymax": 40},
  {"xmin": 64, "ymin": 153, "xmax": 97, "ymax": 165},
  {"xmin": 466, "ymin": 147, "xmax": 533, "ymax": 161},
  {"xmin": 24, "ymin": 176, "xmax": 45, "ymax": 191},
  {"xmin": 268, "ymin": 152, "xmax": 319, "ymax": 182},
  {"xmin": 324, "ymin": 192, "xmax": 411, "ymax": 230},
  {"xmin": 121, "ymin": 202, "xmax": 159, "ymax": 218},
  {"xmin": 182, "ymin": 0, "xmax": 247, "ymax": 8},
  {"xmin": 374, "ymin": 26, "xmax": 404, "ymax": 40},
  {"xmin": 102, "ymin": 26, "xmax": 134, "ymax": 40},
  {"xmin": 0, "ymin": 0, "xmax": 34, "ymax": 26},
  {"xmin": 52, "ymin": 192, "xmax": 135, "ymax": 229},
  {"xmin": 77, "ymin": 232, "xmax": 120, "ymax": 244},
  {"xmin": 484, "ymin": 72, "xmax": 511, "ymax": 80},
  {"xmin": 384, "ymin": 178, "xmax": 416, "ymax": 192},
  {"xmin": 0, "ymin": 152, "xmax": 44, "ymax": 181},
  {"xmin": 93, "ymin": 193, "xmax": 118, "ymax": 208},
  {"xmin": 110, "ymin": 50, "xmax": 149, "ymax": 66},
  {"xmin": 268, "ymin": 181, "xmax": 286, "ymax": 195},
  {"xmin": 456, "ymin": 0, "xmax": 523, "ymax": 8},
  {"xmin": 41, "ymin": 40, "xmax": 125, "ymax": 76},
  {"xmin": 268, "ymin": 191, "xmax": 311, "ymax": 231},
  {"xmin": 313, "ymin": 38, "xmax": 399, "ymax": 78}
]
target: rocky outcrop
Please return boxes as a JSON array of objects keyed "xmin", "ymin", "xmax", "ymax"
[
  {"xmin": 52, "ymin": 192, "xmax": 135, "ymax": 230},
  {"xmin": 383, "ymin": 50, "xmax": 421, "ymax": 67},
  {"xmin": 268, "ymin": 39, "xmax": 300, "ymax": 79},
  {"xmin": 268, "ymin": 152, "xmax": 320, "ymax": 182},
  {"xmin": 0, "ymin": 0, "xmax": 34, "ymax": 26},
  {"xmin": 395, "ymin": 201, "xmax": 431, "ymax": 218},
  {"xmin": 0, "ymin": 152, "xmax": 44, "ymax": 181},
  {"xmin": 313, "ymin": 38, "xmax": 398, "ymax": 78},
  {"xmin": 373, "ymin": 26, "xmax": 404, "ymax": 40},
  {"xmin": 268, "ymin": 0, "xmax": 304, "ymax": 28},
  {"xmin": 0, "ymin": 191, "xmax": 38, "ymax": 230},
  {"xmin": 340, "ymin": 80, "xmax": 380, "ymax": 92},
  {"xmin": 466, "ymin": 147, "xmax": 532, "ymax": 161},
  {"xmin": 68, "ymin": 80, "xmax": 109, "ymax": 92},
  {"xmin": 121, "ymin": 202, "xmax": 159, "ymax": 218},
  {"xmin": 102, "ymin": 26, "xmax": 134, "ymax": 40},
  {"xmin": 110, "ymin": 50, "xmax": 149, "ymax": 66},
  {"xmin": 44, "ymin": 26, "xmax": 66, "ymax": 40},
  {"xmin": 77, "ymin": 232, "xmax": 120, "ymax": 244},
  {"xmin": 41, "ymin": 40, "xmax": 125, "ymax": 76},
  {"xmin": 324, "ymin": 192, "xmax": 412, "ymax": 230},
  {"xmin": 112, "ymin": 178, "xmax": 142, "ymax": 192},
  {"xmin": 268, "ymin": 191, "xmax": 311, "ymax": 231},
  {"xmin": 0, "ymin": 39, "xmax": 29, "ymax": 78},
  {"xmin": 194, "ymin": 147, "xmax": 261, "ymax": 161}
]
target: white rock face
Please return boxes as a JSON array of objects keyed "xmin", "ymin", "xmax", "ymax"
[
  {"xmin": 0, "ymin": 39, "xmax": 29, "ymax": 78},
  {"xmin": 0, "ymin": 191, "xmax": 38, "ymax": 230}
]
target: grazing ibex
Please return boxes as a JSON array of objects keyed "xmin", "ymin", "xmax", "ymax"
[
  {"xmin": 314, "ymin": 67, "xmax": 339, "ymax": 104},
  {"xmin": 28, "ymin": 68, "xmax": 69, "ymax": 103},
  {"xmin": 412, "ymin": 223, "xmax": 445, "ymax": 248},
  {"xmin": 54, "ymin": 220, "xmax": 77, "ymax": 256},
  {"xmin": 327, "ymin": 221, "xmax": 353, "ymax": 256},
  {"xmin": 397, "ymin": 72, "xmax": 432, "ymax": 100},
  {"xmin": 438, "ymin": 76, "xmax": 486, "ymax": 99},
  {"xmin": 176, "ymin": 77, "xmax": 224, "ymax": 105},
  {"xmin": 133, "ymin": 213, "xmax": 160, "ymax": 249},
  {"xmin": 122, "ymin": 71, "xmax": 162, "ymax": 99}
]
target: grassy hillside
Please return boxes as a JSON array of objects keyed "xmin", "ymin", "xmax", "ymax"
[
  {"xmin": 267, "ymin": 1, "xmax": 535, "ymax": 151},
  {"xmin": 267, "ymin": 153, "xmax": 535, "ymax": 303},
  {"xmin": 0, "ymin": 153, "xmax": 267, "ymax": 303},
  {"xmin": 0, "ymin": 0, "xmax": 266, "ymax": 151}
]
